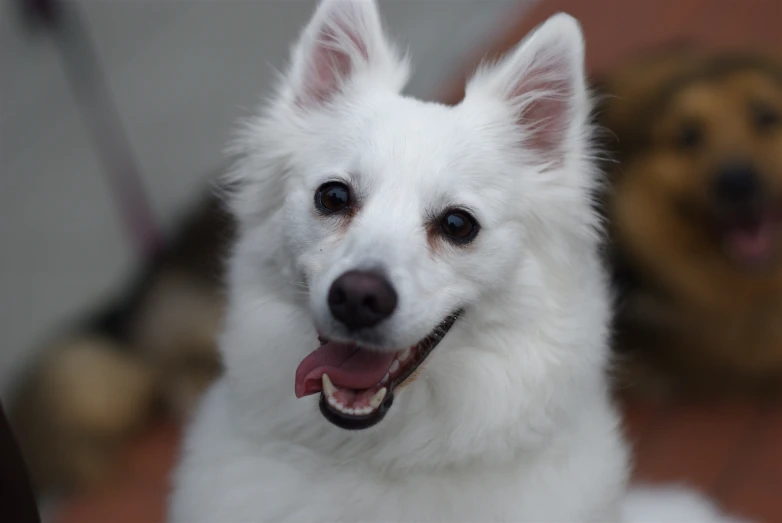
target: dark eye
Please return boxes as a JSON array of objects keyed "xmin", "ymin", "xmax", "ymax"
[
  {"xmin": 440, "ymin": 209, "xmax": 479, "ymax": 244},
  {"xmin": 751, "ymin": 101, "xmax": 780, "ymax": 132},
  {"xmin": 315, "ymin": 182, "xmax": 350, "ymax": 213},
  {"xmin": 676, "ymin": 120, "xmax": 702, "ymax": 150}
]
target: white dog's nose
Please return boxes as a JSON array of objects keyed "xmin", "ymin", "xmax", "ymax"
[{"xmin": 328, "ymin": 271, "xmax": 398, "ymax": 330}]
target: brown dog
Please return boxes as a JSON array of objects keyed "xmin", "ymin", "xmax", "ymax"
[{"xmin": 599, "ymin": 47, "xmax": 782, "ymax": 398}]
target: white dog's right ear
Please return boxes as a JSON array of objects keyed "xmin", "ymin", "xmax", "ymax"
[
  {"xmin": 464, "ymin": 13, "xmax": 587, "ymax": 165},
  {"xmin": 285, "ymin": 0, "xmax": 408, "ymax": 108}
]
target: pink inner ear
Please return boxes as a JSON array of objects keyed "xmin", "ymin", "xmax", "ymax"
[
  {"xmin": 301, "ymin": 12, "xmax": 371, "ymax": 106},
  {"xmin": 513, "ymin": 63, "xmax": 573, "ymax": 160}
]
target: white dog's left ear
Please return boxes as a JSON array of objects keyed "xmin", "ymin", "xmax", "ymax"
[
  {"xmin": 286, "ymin": 0, "xmax": 408, "ymax": 108},
  {"xmin": 465, "ymin": 13, "xmax": 587, "ymax": 163}
]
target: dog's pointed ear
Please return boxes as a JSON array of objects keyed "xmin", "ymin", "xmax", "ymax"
[
  {"xmin": 287, "ymin": 0, "xmax": 407, "ymax": 108},
  {"xmin": 465, "ymin": 13, "xmax": 587, "ymax": 164}
]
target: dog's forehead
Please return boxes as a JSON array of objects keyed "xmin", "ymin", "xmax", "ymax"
[
  {"xmin": 351, "ymin": 96, "xmax": 514, "ymax": 199},
  {"xmin": 359, "ymin": 98, "xmax": 466, "ymax": 162}
]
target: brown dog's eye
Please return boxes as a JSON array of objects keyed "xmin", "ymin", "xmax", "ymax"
[
  {"xmin": 751, "ymin": 102, "xmax": 780, "ymax": 132},
  {"xmin": 315, "ymin": 182, "xmax": 350, "ymax": 213},
  {"xmin": 440, "ymin": 209, "xmax": 479, "ymax": 244},
  {"xmin": 676, "ymin": 121, "xmax": 702, "ymax": 150}
]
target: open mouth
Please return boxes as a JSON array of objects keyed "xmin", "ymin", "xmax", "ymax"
[
  {"xmin": 719, "ymin": 205, "xmax": 782, "ymax": 268},
  {"xmin": 294, "ymin": 312, "xmax": 461, "ymax": 430}
]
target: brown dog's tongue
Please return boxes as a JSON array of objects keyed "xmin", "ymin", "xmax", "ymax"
[
  {"xmin": 725, "ymin": 216, "xmax": 777, "ymax": 264},
  {"xmin": 294, "ymin": 342, "xmax": 396, "ymax": 398}
]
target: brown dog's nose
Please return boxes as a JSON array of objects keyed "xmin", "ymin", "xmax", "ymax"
[
  {"xmin": 713, "ymin": 162, "xmax": 762, "ymax": 205},
  {"xmin": 328, "ymin": 271, "xmax": 397, "ymax": 330}
]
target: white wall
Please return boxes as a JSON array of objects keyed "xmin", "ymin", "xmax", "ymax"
[{"xmin": 0, "ymin": 0, "xmax": 529, "ymax": 394}]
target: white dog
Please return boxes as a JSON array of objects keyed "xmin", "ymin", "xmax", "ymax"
[{"xmin": 169, "ymin": 1, "xmax": 744, "ymax": 521}]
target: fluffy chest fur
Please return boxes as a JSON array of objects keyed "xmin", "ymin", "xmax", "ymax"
[{"xmin": 170, "ymin": 379, "xmax": 627, "ymax": 523}]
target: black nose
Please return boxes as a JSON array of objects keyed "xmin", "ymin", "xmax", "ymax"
[
  {"xmin": 328, "ymin": 271, "xmax": 397, "ymax": 330},
  {"xmin": 713, "ymin": 162, "xmax": 762, "ymax": 205}
]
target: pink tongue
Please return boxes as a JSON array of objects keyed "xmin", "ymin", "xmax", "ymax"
[
  {"xmin": 726, "ymin": 220, "xmax": 775, "ymax": 262},
  {"xmin": 294, "ymin": 342, "xmax": 396, "ymax": 398}
]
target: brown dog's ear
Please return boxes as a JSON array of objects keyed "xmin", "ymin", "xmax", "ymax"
[{"xmin": 595, "ymin": 44, "xmax": 706, "ymax": 165}]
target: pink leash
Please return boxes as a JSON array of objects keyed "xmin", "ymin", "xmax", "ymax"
[{"xmin": 17, "ymin": 0, "xmax": 164, "ymax": 261}]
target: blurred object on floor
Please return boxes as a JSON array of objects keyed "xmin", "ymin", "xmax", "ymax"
[
  {"xmin": 55, "ymin": 420, "xmax": 181, "ymax": 523},
  {"xmin": 10, "ymin": 336, "xmax": 158, "ymax": 493},
  {"xmin": 8, "ymin": 0, "xmax": 172, "ymax": 494},
  {"xmin": 124, "ymin": 193, "xmax": 231, "ymax": 419},
  {"xmin": 1, "ymin": 401, "xmax": 41, "ymax": 523},
  {"xmin": 597, "ymin": 46, "xmax": 782, "ymax": 398},
  {"xmin": 8, "ymin": 192, "xmax": 234, "ymax": 495}
]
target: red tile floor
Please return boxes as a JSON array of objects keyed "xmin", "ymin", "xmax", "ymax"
[
  {"xmin": 56, "ymin": 419, "xmax": 180, "ymax": 523},
  {"xmin": 55, "ymin": 1, "xmax": 782, "ymax": 521},
  {"xmin": 622, "ymin": 399, "xmax": 782, "ymax": 522}
]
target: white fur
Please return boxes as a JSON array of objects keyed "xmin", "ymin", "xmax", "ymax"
[
  {"xmin": 622, "ymin": 486, "xmax": 750, "ymax": 523},
  {"xmin": 169, "ymin": 2, "xmax": 745, "ymax": 521}
]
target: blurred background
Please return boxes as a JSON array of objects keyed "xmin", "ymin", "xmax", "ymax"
[{"xmin": 1, "ymin": 1, "xmax": 781, "ymax": 522}]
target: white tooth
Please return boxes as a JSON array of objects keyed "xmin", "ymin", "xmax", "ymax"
[
  {"xmin": 369, "ymin": 387, "xmax": 387, "ymax": 410},
  {"xmin": 359, "ymin": 407, "xmax": 371, "ymax": 415},
  {"xmin": 322, "ymin": 374, "xmax": 337, "ymax": 397},
  {"xmin": 381, "ymin": 373, "xmax": 390, "ymax": 384},
  {"xmin": 398, "ymin": 348, "xmax": 411, "ymax": 362},
  {"xmin": 389, "ymin": 360, "xmax": 400, "ymax": 374},
  {"xmin": 327, "ymin": 395, "xmax": 339, "ymax": 407}
]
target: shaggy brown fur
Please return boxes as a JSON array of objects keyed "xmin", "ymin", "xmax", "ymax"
[{"xmin": 599, "ymin": 47, "xmax": 782, "ymax": 398}]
